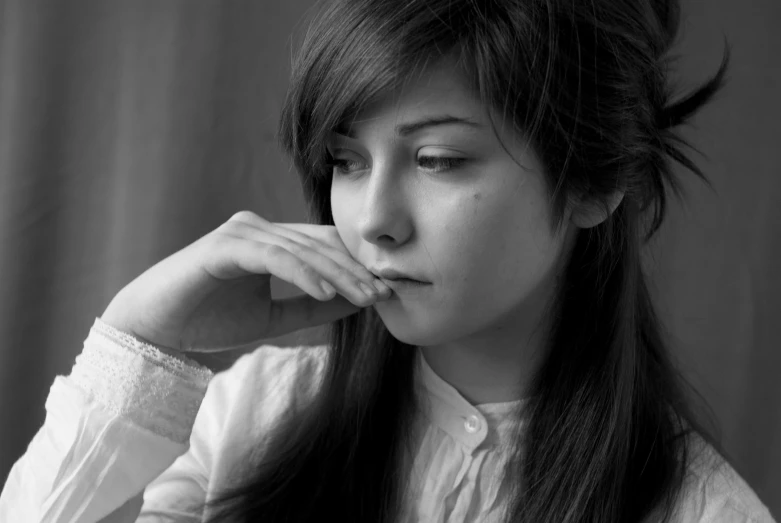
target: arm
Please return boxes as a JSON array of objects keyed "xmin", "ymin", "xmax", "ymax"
[{"xmin": 0, "ymin": 318, "xmax": 215, "ymax": 522}]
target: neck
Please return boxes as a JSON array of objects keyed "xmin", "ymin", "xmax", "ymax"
[{"xmin": 419, "ymin": 301, "xmax": 550, "ymax": 405}]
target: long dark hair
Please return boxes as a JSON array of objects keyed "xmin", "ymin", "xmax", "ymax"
[{"xmin": 194, "ymin": 0, "xmax": 732, "ymax": 520}]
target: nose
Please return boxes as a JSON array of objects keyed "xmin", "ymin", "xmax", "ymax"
[{"xmin": 355, "ymin": 161, "xmax": 414, "ymax": 247}]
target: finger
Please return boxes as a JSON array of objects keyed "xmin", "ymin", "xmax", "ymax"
[
  {"xmin": 219, "ymin": 222, "xmax": 389, "ymax": 306},
  {"xmin": 267, "ymin": 292, "xmax": 363, "ymax": 341},
  {"xmin": 269, "ymin": 223, "xmax": 377, "ymax": 282},
  {"xmin": 264, "ymin": 238, "xmax": 383, "ymax": 308},
  {"xmin": 186, "ymin": 287, "xmax": 362, "ymax": 353},
  {"xmin": 226, "ymin": 210, "xmax": 272, "ymax": 228},
  {"xmin": 184, "ymin": 242, "xmax": 366, "ymax": 352},
  {"xmin": 227, "ymin": 214, "xmax": 382, "ymax": 292}
]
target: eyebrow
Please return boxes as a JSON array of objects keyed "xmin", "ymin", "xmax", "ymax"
[{"xmin": 333, "ymin": 115, "xmax": 484, "ymax": 139}]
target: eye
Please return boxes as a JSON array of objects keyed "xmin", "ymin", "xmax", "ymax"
[
  {"xmin": 325, "ymin": 157, "xmax": 365, "ymax": 176},
  {"xmin": 417, "ymin": 156, "xmax": 467, "ymax": 173},
  {"xmin": 324, "ymin": 151, "xmax": 367, "ymax": 176},
  {"xmin": 324, "ymin": 152, "xmax": 468, "ymax": 176}
]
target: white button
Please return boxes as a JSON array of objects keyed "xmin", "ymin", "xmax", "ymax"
[{"xmin": 464, "ymin": 415, "xmax": 481, "ymax": 434}]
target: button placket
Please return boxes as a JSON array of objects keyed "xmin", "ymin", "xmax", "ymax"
[
  {"xmin": 464, "ymin": 414, "xmax": 481, "ymax": 434},
  {"xmin": 461, "ymin": 412, "xmax": 487, "ymax": 451}
]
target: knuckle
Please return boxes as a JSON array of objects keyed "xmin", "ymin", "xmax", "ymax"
[
  {"xmin": 351, "ymin": 261, "xmax": 371, "ymax": 276},
  {"xmin": 264, "ymin": 243, "xmax": 288, "ymax": 259},
  {"xmin": 295, "ymin": 262, "xmax": 315, "ymax": 279},
  {"xmin": 215, "ymin": 220, "xmax": 240, "ymax": 235},
  {"xmin": 334, "ymin": 266, "xmax": 353, "ymax": 282},
  {"xmin": 205, "ymin": 231, "xmax": 233, "ymax": 250},
  {"xmin": 229, "ymin": 210, "xmax": 263, "ymax": 224},
  {"xmin": 276, "ymin": 237, "xmax": 302, "ymax": 256}
]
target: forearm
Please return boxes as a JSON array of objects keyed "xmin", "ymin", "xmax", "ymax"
[{"xmin": 0, "ymin": 318, "xmax": 214, "ymax": 522}]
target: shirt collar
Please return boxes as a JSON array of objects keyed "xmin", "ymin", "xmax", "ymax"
[{"xmin": 414, "ymin": 348, "xmax": 529, "ymax": 454}]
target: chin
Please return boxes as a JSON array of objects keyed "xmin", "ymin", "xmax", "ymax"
[
  {"xmin": 373, "ymin": 302, "xmax": 462, "ymax": 346},
  {"xmin": 379, "ymin": 321, "xmax": 447, "ymax": 347}
]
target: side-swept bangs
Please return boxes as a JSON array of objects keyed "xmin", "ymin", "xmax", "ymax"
[{"xmin": 278, "ymin": 0, "xmax": 547, "ymax": 202}]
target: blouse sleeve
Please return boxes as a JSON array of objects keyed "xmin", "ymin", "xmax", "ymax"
[
  {"xmin": 675, "ymin": 435, "xmax": 778, "ymax": 523},
  {"xmin": 0, "ymin": 317, "xmax": 215, "ymax": 523}
]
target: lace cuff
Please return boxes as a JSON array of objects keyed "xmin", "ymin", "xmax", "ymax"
[{"xmin": 67, "ymin": 317, "xmax": 216, "ymax": 444}]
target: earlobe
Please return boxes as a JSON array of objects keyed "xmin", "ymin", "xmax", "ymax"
[{"xmin": 570, "ymin": 190, "xmax": 625, "ymax": 229}]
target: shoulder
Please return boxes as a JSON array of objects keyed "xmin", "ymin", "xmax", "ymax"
[{"xmin": 672, "ymin": 433, "xmax": 776, "ymax": 522}]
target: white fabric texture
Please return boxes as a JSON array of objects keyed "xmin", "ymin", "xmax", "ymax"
[{"xmin": 0, "ymin": 317, "xmax": 775, "ymax": 522}]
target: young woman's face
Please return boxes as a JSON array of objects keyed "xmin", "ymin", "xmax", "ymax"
[{"xmin": 329, "ymin": 60, "xmax": 579, "ymax": 348}]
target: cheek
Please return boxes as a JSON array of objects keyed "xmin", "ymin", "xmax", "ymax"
[
  {"xmin": 330, "ymin": 186, "xmax": 341, "ymax": 223},
  {"xmin": 330, "ymin": 189, "xmax": 353, "ymax": 237},
  {"xmin": 450, "ymin": 190, "xmax": 554, "ymax": 295}
]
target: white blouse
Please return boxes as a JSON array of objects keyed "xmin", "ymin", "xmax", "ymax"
[{"xmin": 0, "ymin": 317, "xmax": 775, "ymax": 522}]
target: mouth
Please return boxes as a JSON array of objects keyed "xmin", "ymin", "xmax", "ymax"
[
  {"xmin": 379, "ymin": 277, "xmax": 432, "ymax": 294},
  {"xmin": 369, "ymin": 268, "xmax": 429, "ymax": 282}
]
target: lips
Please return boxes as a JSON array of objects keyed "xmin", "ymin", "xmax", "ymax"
[
  {"xmin": 379, "ymin": 277, "xmax": 432, "ymax": 295},
  {"xmin": 369, "ymin": 267, "xmax": 429, "ymax": 283}
]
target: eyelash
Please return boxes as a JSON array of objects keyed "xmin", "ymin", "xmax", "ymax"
[{"xmin": 324, "ymin": 156, "xmax": 467, "ymax": 176}]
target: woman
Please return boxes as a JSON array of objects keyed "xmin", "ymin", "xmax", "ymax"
[{"xmin": 1, "ymin": 0, "xmax": 775, "ymax": 521}]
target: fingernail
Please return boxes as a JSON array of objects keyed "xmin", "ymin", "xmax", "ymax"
[
  {"xmin": 372, "ymin": 279, "xmax": 391, "ymax": 295},
  {"xmin": 359, "ymin": 282, "xmax": 377, "ymax": 298}
]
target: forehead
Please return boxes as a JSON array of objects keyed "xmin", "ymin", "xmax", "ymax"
[{"xmin": 339, "ymin": 61, "xmax": 489, "ymax": 136}]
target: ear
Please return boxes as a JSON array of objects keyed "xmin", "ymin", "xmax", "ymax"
[{"xmin": 569, "ymin": 190, "xmax": 625, "ymax": 229}]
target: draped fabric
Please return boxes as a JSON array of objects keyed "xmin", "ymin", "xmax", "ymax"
[
  {"xmin": 0, "ymin": 322, "xmax": 774, "ymax": 520},
  {"xmin": 0, "ymin": 0, "xmax": 779, "ymax": 515}
]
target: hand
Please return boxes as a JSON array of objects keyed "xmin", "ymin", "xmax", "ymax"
[{"xmin": 100, "ymin": 211, "xmax": 392, "ymax": 353}]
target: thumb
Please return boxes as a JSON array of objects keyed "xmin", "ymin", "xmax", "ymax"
[
  {"xmin": 266, "ymin": 293, "xmax": 363, "ymax": 343},
  {"xmin": 182, "ymin": 291, "xmax": 362, "ymax": 353}
]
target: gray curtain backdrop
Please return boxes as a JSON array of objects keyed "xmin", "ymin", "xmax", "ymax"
[{"xmin": 0, "ymin": 0, "xmax": 778, "ymax": 515}]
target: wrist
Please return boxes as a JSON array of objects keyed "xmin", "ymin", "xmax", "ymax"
[
  {"xmin": 96, "ymin": 315, "xmax": 192, "ymax": 365},
  {"xmin": 101, "ymin": 294, "xmax": 183, "ymax": 357}
]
